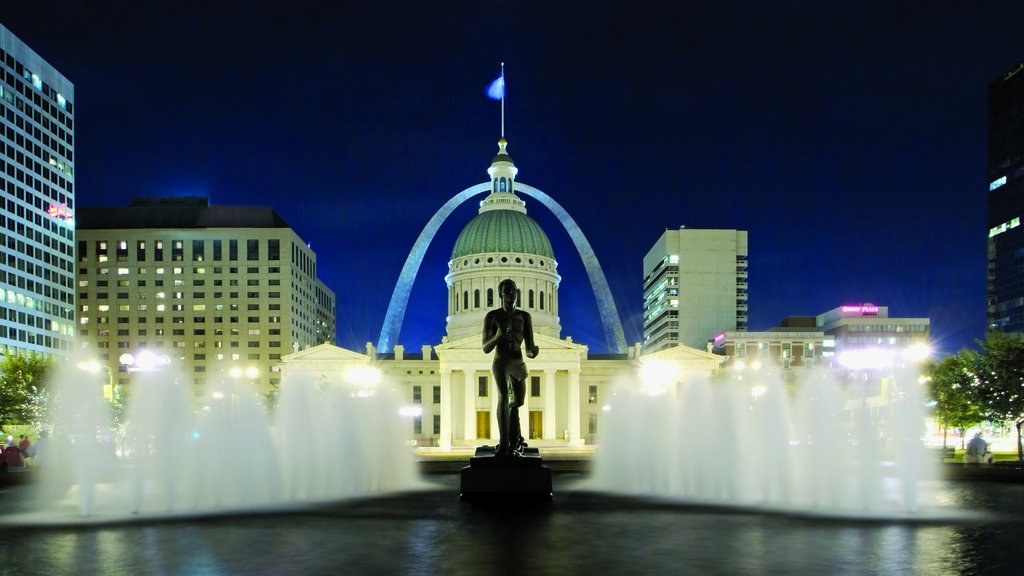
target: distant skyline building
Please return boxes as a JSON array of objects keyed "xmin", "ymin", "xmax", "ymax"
[
  {"xmin": 0, "ymin": 24, "xmax": 76, "ymax": 358},
  {"xmin": 642, "ymin": 228, "xmax": 748, "ymax": 352},
  {"xmin": 75, "ymin": 197, "xmax": 336, "ymax": 396},
  {"xmin": 987, "ymin": 59, "xmax": 1024, "ymax": 333}
]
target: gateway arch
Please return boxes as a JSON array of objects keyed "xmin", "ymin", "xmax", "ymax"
[{"xmin": 377, "ymin": 182, "xmax": 627, "ymax": 354}]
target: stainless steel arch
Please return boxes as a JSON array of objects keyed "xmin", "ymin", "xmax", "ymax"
[
  {"xmin": 376, "ymin": 182, "xmax": 627, "ymax": 354},
  {"xmin": 516, "ymin": 183, "xmax": 628, "ymax": 353}
]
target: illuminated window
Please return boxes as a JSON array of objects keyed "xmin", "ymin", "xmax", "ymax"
[{"xmin": 991, "ymin": 176, "xmax": 1007, "ymax": 191}]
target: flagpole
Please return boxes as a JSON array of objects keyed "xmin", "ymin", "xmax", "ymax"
[{"xmin": 500, "ymin": 62, "xmax": 505, "ymax": 138}]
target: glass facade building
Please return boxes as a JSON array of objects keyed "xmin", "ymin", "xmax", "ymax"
[
  {"xmin": 988, "ymin": 60, "xmax": 1024, "ymax": 332},
  {"xmin": 0, "ymin": 24, "xmax": 76, "ymax": 358}
]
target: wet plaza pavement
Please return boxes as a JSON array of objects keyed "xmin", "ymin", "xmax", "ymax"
[{"xmin": 0, "ymin": 472, "xmax": 1022, "ymax": 575}]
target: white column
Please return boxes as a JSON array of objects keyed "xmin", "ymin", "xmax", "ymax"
[
  {"xmin": 439, "ymin": 369, "xmax": 452, "ymax": 450},
  {"xmin": 543, "ymin": 369, "xmax": 556, "ymax": 440},
  {"xmin": 463, "ymin": 370, "xmax": 476, "ymax": 441},
  {"xmin": 567, "ymin": 368, "xmax": 583, "ymax": 446}
]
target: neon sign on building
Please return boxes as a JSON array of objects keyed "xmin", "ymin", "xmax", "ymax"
[
  {"xmin": 46, "ymin": 203, "xmax": 74, "ymax": 227},
  {"xmin": 841, "ymin": 304, "xmax": 880, "ymax": 316}
]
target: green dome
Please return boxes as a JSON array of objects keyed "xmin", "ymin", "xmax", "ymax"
[{"xmin": 452, "ymin": 209, "xmax": 554, "ymax": 259}]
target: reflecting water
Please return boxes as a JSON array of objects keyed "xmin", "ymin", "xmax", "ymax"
[{"xmin": 0, "ymin": 476, "xmax": 1018, "ymax": 575}]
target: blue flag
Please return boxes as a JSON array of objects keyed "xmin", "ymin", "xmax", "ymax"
[{"xmin": 486, "ymin": 73, "xmax": 505, "ymax": 100}]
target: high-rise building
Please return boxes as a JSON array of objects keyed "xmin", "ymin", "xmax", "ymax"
[
  {"xmin": 0, "ymin": 24, "xmax": 77, "ymax": 358},
  {"xmin": 75, "ymin": 197, "xmax": 336, "ymax": 397},
  {"xmin": 642, "ymin": 228, "xmax": 748, "ymax": 352},
  {"xmin": 987, "ymin": 60, "xmax": 1024, "ymax": 332}
]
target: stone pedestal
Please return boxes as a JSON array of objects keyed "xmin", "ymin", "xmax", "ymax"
[{"xmin": 459, "ymin": 445, "xmax": 553, "ymax": 501}]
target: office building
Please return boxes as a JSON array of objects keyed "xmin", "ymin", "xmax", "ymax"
[
  {"xmin": 0, "ymin": 24, "xmax": 76, "ymax": 358},
  {"xmin": 988, "ymin": 60, "xmax": 1024, "ymax": 332},
  {"xmin": 643, "ymin": 228, "xmax": 748, "ymax": 352},
  {"xmin": 75, "ymin": 196, "xmax": 336, "ymax": 397}
]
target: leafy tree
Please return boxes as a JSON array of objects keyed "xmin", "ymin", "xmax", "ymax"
[
  {"xmin": 0, "ymin": 352, "xmax": 55, "ymax": 429},
  {"xmin": 975, "ymin": 332, "xmax": 1024, "ymax": 461},
  {"xmin": 927, "ymin": 351, "xmax": 984, "ymax": 449}
]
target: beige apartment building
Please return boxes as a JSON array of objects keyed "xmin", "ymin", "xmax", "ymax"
[{"xmin": 75, "ymin": 197, "xmax": 335, "ymax": 397}]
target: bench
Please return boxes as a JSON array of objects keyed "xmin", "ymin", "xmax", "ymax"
[{"xmin": 929, "ymin": 446, "xmax": 956, "ymax": 460}]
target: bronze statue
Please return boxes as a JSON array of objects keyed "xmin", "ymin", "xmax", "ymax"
[{"xmin": 482, "ymin": 279, "xmax": 539, "ymax": 457}]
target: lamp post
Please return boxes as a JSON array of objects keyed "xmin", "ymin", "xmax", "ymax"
[{"xmin": 77, "ymin": 360, "xmax": 115, "ymax": 402}]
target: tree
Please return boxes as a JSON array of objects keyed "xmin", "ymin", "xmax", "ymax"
[
  {"xmin": 927, "ymin": 351, "xmax": 984, "ymax": 449},
  {"xmin": 975, "ymin": 332, "xmax": 1024, "ymax": 461},
  {"xmin": 0, "ymin": 352, "xmax": 55, "ymax": 429}
]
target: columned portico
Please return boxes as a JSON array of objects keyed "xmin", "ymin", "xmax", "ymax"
[
  {"xmin": 567, "ymin": 368, "xmax": 582, "ymax": 446},
  {"xmin": 543, "ymin": 369, "xmax": 556, "ymax": 440},
  {"xmin": 439, "ymin": 369, "xmax": 452, "ymax": 449},
  {"xmin": 463, "ymin": 368, "xmax": 476, "ymax": 441}
]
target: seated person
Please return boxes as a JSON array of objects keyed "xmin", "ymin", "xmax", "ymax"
[{"xmin": 964, "ymin": 432, "xmax": 994, "ymax": 465}]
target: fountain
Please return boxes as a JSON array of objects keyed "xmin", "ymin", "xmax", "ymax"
[
  {"xmin": 7, "ymin": 357, "xmax": 423, "ymax": 525},
  {"xmin": 589, "ymin": 358, "xmax": 939, "ymax": 519}
]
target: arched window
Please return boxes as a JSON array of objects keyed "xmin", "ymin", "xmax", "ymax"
[
  {"xmin": 500, "ymin": 177, "xmax": 507, "ymax": 192},
  {"xmin": 493, "ymin": 179, "xmax": 498, "ymax": 194},
  {"xmin": 528, "ymin": 289, "xmax": 534, "ymax": 308},
  {"xmin": 474, "ymin": 289, "xmax": 480, "ymax": 308},
  {"xmin": 540, "ymin": 291, "xmax": 545, "ymax": 310},
  {"xmin": 487, "ymin": 288, "xmax": 494, "ymax": 307},
  {"xmin": 463, "ymin": 291, "xmax": 469, "ymax": 310}
]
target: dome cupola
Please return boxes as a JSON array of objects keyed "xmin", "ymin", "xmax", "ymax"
[{"xmin": 445, "ymin": 139, "xmax": 561, "ymax": 341}]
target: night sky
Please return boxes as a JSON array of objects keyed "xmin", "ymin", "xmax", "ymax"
[{"xmin": 3, "ymin": 1, "xmax": 1024, "ymax": 357}]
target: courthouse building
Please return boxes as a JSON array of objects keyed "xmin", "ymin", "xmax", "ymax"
[{"xmin": 280, "ymin": 139, "xmax": 722, "ymax": 448}]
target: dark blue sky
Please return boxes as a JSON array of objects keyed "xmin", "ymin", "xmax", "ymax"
[{"xmin": 4, "ymin": 1, "xmax": 1024, "ymax": 356}]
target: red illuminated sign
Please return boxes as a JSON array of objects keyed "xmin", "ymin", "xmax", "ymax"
[{"xmin": 841, "ymin": 304, "xmax": 879, "ymax": 316}]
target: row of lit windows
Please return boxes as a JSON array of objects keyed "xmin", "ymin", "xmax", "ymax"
[
  {"xmin": 0, "ymin": 47, "xmax": 73, "ymax": 115},
  {"xmin": 80, "ymin": 265, "xmax": 282, "ymax": 276},
  {"xmin": 0, "ymin": 280, "xmax": 73, "ymax": 319},
  {"xmin": 844, "ymin": 324, "xmax": 929, "ymax": 333},
  {"xmin": 81, "ymin": 239, "xmax": 282, "ymax": 263},
  {"xmin": 81, "ymin": 277, "xmax": 281, "ymax": 288},
  {"xmin": 454, "ymin": 287, "xmax": 548, "ymax": 312},
  {"xmin": 88, "ymin": 340, "xmax": 282, "ymax": 350},
  {"xmin": 80, "ymin": 315, "xmax": 283, "ymax": 324},
  {"xmin": 80, "ymin": 291, "xmax": 282, "ymax": 301},
  {"xmin": 88, "ymin": 326, "xmax": 282, "ymax": 336}
]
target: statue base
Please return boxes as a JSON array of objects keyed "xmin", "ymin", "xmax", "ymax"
[{"xmin": 459, "ymin": 445, "xmax": 553, "ymax": 502}]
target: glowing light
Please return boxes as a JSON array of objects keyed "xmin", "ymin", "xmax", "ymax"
[
  {"xmin": 399, "ymin": 406, "xmax": 423, "ymax": 418},
  {"xmin": 838, "ymin": 348, "xmax": 895, "ymax": 370},
  {"xmin": 639, "ymin": 359, "xmax": 679, "ymax": 396},
  {"xmin": 751, "ymin": 384, "xmax": 767, "ymax": 400},
  {"xmin": 120, "ymin": 351, "xmax": 171, "ymax": 372},
  {"xmin": 903, "ymin": 344, "xmax": 932, "ymax": 362},
  {"xmin": 345, "ymin": 365, "xmax": 382, "ymax": 387},
  {"xmin": 47, "ymin": 203, "xmax": 74, "ymax": 227},
  {"xmin": 77, "ymin": 360, "xmax": 102, "ymax": 374},
  {"xmin": 841, "ymin": 304, "xmax": 879, "ymax": 316},
  {"xmin": 990, "ymin": 176, "xmax": 1007, "ymax": 191}
]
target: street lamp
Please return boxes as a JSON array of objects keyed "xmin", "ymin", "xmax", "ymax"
[{"xmin": 77, "ymin": 360, "xmax": 114, "ymax": 401}]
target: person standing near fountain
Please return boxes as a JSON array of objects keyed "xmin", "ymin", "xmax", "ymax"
[{"xmin": 483, "ymin": 279, "xmax": 539, "ymax": 457}]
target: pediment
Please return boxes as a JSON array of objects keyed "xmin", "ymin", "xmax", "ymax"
[
  {"xmin": 640, "ymin": 344, "xmax": 723, "ymax": 364},
  {"xmin": 281, "ymin": 342, "xmax": 371, "ymax": 364}
]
